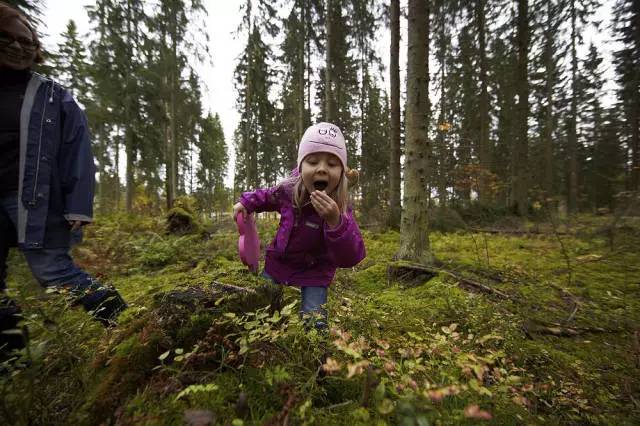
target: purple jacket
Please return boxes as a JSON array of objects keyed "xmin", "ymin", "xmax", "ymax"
[{"xmin": 239, "ymin": 183, "xmax": 366, "ymax": 287}]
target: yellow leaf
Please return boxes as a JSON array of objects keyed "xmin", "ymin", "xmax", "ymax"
[
  {"xmin": 321, "ymin": 357, "xmax": 342, "ymax": 374},
  {"xmin": 464, "ymin": 404, "xmax": 492, "ymax": 420},
  {"xmin": 346, "ymin": 360, "xmax": 370, "ymax": 378}
]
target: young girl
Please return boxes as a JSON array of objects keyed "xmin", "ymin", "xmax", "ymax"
[{"xmin": 233, "ymin": 122, "xmax": 366, "ymax": 330}]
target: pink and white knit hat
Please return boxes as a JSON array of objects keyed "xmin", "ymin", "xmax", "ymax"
[{"xmin": 297, "ymin": 122, "xmax": 347, "ymax": 170}]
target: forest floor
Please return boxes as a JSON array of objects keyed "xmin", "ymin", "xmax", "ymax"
[{"xmin": 1, "ymin": 212, "xmax": 639, "ymax": 425}]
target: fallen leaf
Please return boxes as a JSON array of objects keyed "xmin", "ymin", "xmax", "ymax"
[
  {"xmin": 464, "ymin": 404, "xmax": 492, "ymax": 420},
  {"xmin": 321, "ymin": 357, "xmax": 342, "ymax": 374},
  {"xmin": 346, "ymin": 360, "xmax": 370, "ymax": 378}
]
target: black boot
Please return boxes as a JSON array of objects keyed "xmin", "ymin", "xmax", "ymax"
[
  {"xmin": 263, "ymin": 282, "xmax": 283, "ymax": 313},
  {"xmin": 76, "ymin": 286, "xmax": 127, "ymax": 327},
  {"xmin": 0, "ymin": 294, "xmax": 28, "ymax": 368}
]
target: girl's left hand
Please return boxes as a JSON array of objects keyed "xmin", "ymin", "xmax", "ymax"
[{"xmin": 310, "ymin": 191, "xmax": 341, "ymax": 228}]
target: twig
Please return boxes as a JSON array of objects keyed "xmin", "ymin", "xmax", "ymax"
[
  {"xmin": 388, "ymin": 263, "xmax": 512, "ymax": 300},
  {"xmin": 210, "ymin": 281, "xmax": 256, "ymax": 295},
  {"xmin": 326, "ymin": 400, "xmax": 354, "ymax": 410},
  {"xmin": 546, "ymin": 206, "xmax": 573, "ymax": 287},
  {"xmin": 564, "ymin": 303, "xmax": 579, "ymax": 325},
  {"xmin": 482, "ymin": 232, "xmax": 490, "ymax": 268},
  {"xmin": 633, "ymin": 331, "xmax": 640, "ymax": 368},
  {"xmin": 524, "ymin": 321, "xmax": 611, "ymax": 337},
  {"xmin": 470, "ymin": 228, "xmax": 570, "ymax": 235},
  {"xmin": 438, "ymin": 269, "xmax": 512, "ymax": 300}
]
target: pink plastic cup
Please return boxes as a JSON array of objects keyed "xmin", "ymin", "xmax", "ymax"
[{"xmin": 236, "ymin": 211, "xmax": 260, "ymax": 274}]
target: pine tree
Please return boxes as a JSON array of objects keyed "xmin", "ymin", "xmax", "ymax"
[
  {"xmin": 276, "ymin": 0, "xmax": 320, "ymax": 174},
  {"xmin": 476, "ymin": 0, "xmax": 491, "ymax": 204},
  {"xmin": 593, "ymin": 109, "xmax": 625, "ymax": 209},
  {"xmin": 579, "ymin": 43, "xmax": 605, "ymax": 209},
  {"xmin": 317, "ymin": 0, "xmax": 360, "ymax": 171},
  {"xmin": 152, "ymin": 0, "xmax": 209, "ymax": 208},
  {"xmin": 612, "ymin": 0, "xmax": 640, "ymax": 191},
  {"xmin": 531, "ymin": 0, "xmax": 565, "ymax": 199},
  {"xmin": 51, "ymin": 20, "xmax": 89, "ymax": 104},
  {"xmin": 388, "ymin": 0, "xmax": 401, "ymax": 228},
  {"xmin": 487, "ymin": 23, "xmax": 515, "ymax": 207},
  {"xmin": 511, "ymin": 0, "xmax": 530, "ymax": 215},
  {"xmin": 360, "ymin": 73, "xmax": 390, "ymax": 221},
  {"xmin": 234, "ymin": 0, "xmax": 278, "ymax": 190},
  {"xmin": 87, "ymin": 0, "xmax": 148, "ymax": 212},
  {"xmin": 196, "ymin": 113, "xmax": 228, "ymax": 212},
  {"xmin": 566, "ymin": 0, "xmax": 600, "ymax": 212}
]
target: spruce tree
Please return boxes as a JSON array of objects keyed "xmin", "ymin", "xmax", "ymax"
[
  {"xmin": 196, "ymin": 113, "xmax": 229, "ymax": 212},
  {"xmin": 388, "ymin": 0, "xmax": 401, "ymax": 228},
  {"xmin": 612, "ymin": 0, "xmax": 640, "ymax": 191},
  {"xmin": 398, "ymin": 0, "xmax": 433, "ymax": 264}
]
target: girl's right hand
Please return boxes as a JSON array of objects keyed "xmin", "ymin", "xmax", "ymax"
[{"xmin": 233, "ymin": 202, "xmax": 248, "ymax": 220}]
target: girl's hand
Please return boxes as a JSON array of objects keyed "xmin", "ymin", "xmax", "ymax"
[
  {"xmin": 233, "ymin": 202, "xmax": 248, "ymax": 220},
  {"xmin": 310, "ymin": 191, "xmax": 341, "ymax": 228}
]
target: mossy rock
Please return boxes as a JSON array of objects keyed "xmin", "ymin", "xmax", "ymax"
[{"xmin": 166, "ymin": 206, "xmax": 199, "ymax": 234}]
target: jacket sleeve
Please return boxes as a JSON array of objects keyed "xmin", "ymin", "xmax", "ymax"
[
  {"xmin": 59, "ymin": 90, "xmax": 96, "ymax": 223},
  {"xmin": 239, "ymin": 186, "xmax": 283, "ymax": 214},
  {"xmin": 324, "ymin": 208, "xmax": 366, "ymax": 268}
]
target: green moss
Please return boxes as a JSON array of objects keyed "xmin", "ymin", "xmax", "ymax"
[{"xmin": 3, "ymin": 213, "xmax": 639, "ymax": 424}]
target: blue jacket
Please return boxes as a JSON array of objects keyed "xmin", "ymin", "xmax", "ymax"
[{"xmin": 1, "ymin": 72, "xmax": 95, "ymax": 250}]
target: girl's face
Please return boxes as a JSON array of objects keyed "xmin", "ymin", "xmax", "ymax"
[
  {"xmin": 0, "ymin": 17, "xmax": 37, "ymax": 70},
  {"xmin": 300, "ymin": 152, "xmax": 343, "ymax": 195}
]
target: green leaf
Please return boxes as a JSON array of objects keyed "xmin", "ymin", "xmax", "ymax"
[
  {"xmin": 175, "ymin": 383, "xmax": 219, "ymax": 401},
  {"xmin": 377, "ymin": 398, "xmax": 395, "ymax": 415},
  {"xmin": 158, "ymin": 350, "xmax": 171, "ymax": 361}
]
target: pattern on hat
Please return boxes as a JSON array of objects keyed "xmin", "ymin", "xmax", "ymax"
[{"xmin": 297, "ymin": 122, "xmax": 347, "ymax": 171}]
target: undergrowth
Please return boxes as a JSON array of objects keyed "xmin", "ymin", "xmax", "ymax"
[{"xmin": 1, "ymin": 213, "xmax": 639, "ymax": 425}]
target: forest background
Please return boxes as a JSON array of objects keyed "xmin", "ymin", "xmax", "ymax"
[{"xmin": 11, "ymin": 0, "xmax": 639, "ymax": 233}]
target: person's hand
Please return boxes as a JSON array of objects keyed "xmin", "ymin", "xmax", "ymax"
[
  {"xmin": 68, "ymin": 220, "xmax": 83, "ymax": 231},
  {"xmin": 233, "ymin": 202, "xmax": 248, "ymax": 220},
  {"xmin": 310, "ymin": 191, "xmax": 341, "ymax": 228}
]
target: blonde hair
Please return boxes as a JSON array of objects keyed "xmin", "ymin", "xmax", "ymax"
[{"xmin": 278, "ymin": 170, "xmax": 351, "ymax": 214}]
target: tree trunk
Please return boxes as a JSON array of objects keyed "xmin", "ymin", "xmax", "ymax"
[
  {"xmin": 124, "ymin": 0, "xmax": 134, "ymax": 212},
  {"xmin": 568, "ymin": 0, "xmax": 578, "ymax": 212},
  {"xmin": 297, "ymin": 0, "xmax": 306, "ymax": 141},
  {"xmin": 169, "ymin": 12, "xmax": 179, "ymax": 207},
  {"xmin": 114, "ymin": 128, "xmax": 121, "ymax": 211},
  {"xmin": 477, "ymin": 0, "xmax": 491, "ymax": 204},
  {"xmin": 170, "ymin": 67, "xmax": 177, "ymax": 204},
  {"xmin": 542, "ymin": 2, "xmax": 554, "ymax": 197},
  {"xmin": 165, "ymin": 114, "xmax": 173, "ymax": 210},
  {"xmin": 125, "ymin": 131, "xmax": 135, "ymax": 211},
  {"xmin": 325, "ymin": 0, "xmax": 335, "ymax": 122},
  {"xmin": 511, "ymin": 0, "xmax": 529, "ymax": 216},
  {"xmin": 397, "ymin": 0, "xmax": 433, "ymax": 264},
  {"xmin": 388, "ymin": 0, "xmax": 401, "ymax": 229}
]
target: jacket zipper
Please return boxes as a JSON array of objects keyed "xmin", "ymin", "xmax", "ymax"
[{"xmin": 29, "ymin": 83, "xmax": 49, "ymax": 206}]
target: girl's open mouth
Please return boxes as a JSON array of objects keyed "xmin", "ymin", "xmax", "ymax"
[{"xmin": 313, "ymin": 181, "xmax": 328, "ymax": 191}]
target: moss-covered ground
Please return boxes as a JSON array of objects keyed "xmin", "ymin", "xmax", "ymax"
[{"xmin": 1, "ymin": 213, "xmax": 639, "ymax": 425}]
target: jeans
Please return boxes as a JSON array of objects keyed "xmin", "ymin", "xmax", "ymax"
[
  {"xmin": 262, "ymin": 271, "xmax": 328, "ymax": 331},
  {"xmin": 0, "ymin": 192, "xmax": 127, "ymax": 325},
  {"xmin": 0, "ymin": 192, "xmax": 93, "ymax": 292}
]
